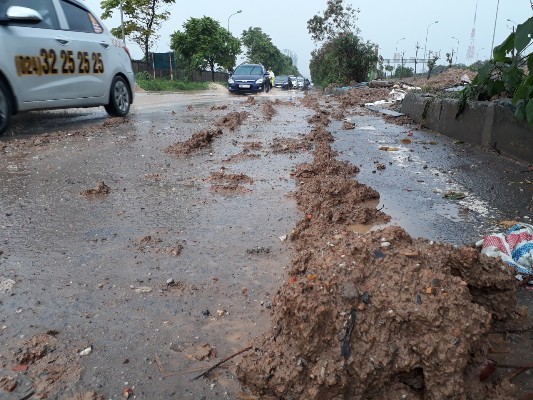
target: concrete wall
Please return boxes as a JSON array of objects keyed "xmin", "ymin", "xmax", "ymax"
[{"xmin": 401, "ymin": 92, "xmax": 533, "ymax": 164}]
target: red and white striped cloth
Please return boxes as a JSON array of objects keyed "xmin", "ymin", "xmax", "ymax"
[{"xmin": 477, "ymin": 223, "xmax": 533, "ymax": 275}]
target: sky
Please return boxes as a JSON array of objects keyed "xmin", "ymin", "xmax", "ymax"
[{"xmin": 83, "ymin": 0, "xmax": 531, "ymax": 78}]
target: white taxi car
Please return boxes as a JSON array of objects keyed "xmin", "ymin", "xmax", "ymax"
[{"xmin": 0, "ymin": 0, "xmax": 134, "ymax": 135}]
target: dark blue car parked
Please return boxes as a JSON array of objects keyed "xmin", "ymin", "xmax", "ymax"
[{"xmin": 228, "ymin": 64, "xmax": 269, "ymax": 94}]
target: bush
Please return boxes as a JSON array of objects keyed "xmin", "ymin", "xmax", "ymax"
[
  {"xmin": 135, "ymin": 71, "xmax": 151, "ymax": 81},
  {"xmin": 309, "ymin": 33, "xmax": 378, "ymax": 87},
  {"xmin": 395, "ymin": 65, "xmax": 413, "ymax": 78},
  {"xmin": 135, "ymin": 78, "xmax": 210, "ymax": 91}
]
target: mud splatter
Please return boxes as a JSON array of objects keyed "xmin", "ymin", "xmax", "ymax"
[
  {"xmin": 80, "ymin": 181, "xmax": 111, "ymax": 196},
  {"xmin": 210, "ymin": 104, "xmax": 228, "ymax": 111}
]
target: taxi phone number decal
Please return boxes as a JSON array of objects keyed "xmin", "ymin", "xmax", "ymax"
[{"xmin": 15, "ymin": 49, "xmax": 104, "ymax": 76}]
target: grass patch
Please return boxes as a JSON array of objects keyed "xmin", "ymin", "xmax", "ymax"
[{"xmin": 136, "ymin": 78, "xmax": 210, "ymax": 92}]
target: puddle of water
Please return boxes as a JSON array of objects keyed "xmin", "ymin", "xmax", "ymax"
[
  {"xmin": 431, "ymin": 202, "xmax": 469, "ymax": 223},
  {"xmin": 346, "ymin": 199, "xmax": 385, "ymax": 233}
]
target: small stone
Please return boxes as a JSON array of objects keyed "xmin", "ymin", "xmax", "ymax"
[
  {"xmin": 166, "ymin": 278, "xmax": 175, "ymax": 286},
  {"xmin": 361, "ymin": 292, "xmax": 371, "ymax": 304},
  {"xmin": 380, "ymin": 241, "xmax": 391, "ymax": 248}
]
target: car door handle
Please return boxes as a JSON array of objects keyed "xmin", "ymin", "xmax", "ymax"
[
  {"xmin": 99, "ymin": 41, "xmax": 110, "ymax": 49},
  {"xmin": 55, "ymin": 37, "xmax": 70, "ymax": 45}
]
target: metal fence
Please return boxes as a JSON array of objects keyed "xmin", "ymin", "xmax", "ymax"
[{"xmin": 132, "ymin": 52, "xmax": 229, "ymax": 82}]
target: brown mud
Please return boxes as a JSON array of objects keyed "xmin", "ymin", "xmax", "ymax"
[
  {"xmin": 235, "ymin": 88, "xmax": 521, "ymax": 400},
  {"xmin": 0, "ymin": 87, "xmax": 529, "ymax": 400}
]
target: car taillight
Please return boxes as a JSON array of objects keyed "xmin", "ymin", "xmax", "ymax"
[{"xmin": 123, "ymin": 46, "xmax": 131, "ymax": 59}]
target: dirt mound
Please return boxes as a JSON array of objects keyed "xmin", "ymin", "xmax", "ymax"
[
  {"xmin": 424, "ymin": 68, "xmax": 476, "ymax": 90},
  {"xmin": 307, "ymin": 109, "xmax": 331, "ymax": 126},
  {"xmin": 262, "ymin": 101, "xmax": 277, "ymax": 120},
  {"xmin": 338, "ymin": 87, "xmax": 392, "ymax": 108},
  {"xmin": 165, "ymin": 128, "xmax": 223, "ymax": 155},
  {"xmin": 216, "ymin": 111, "xmax": 250, "ymax": 131},
  {"xmin": 236, "ymin": 119, "xmax": 517, "ymax": 399},
  {"xmin": 300, "ymin": 93, "xmax": 321, "ymax": 110},
  {"xmin": 80, "ymin": 181, "xmax": 111, "ymax": 196},
  {"xmin": 0, "ymin": 332, "xmax": 86, "ymax": 398},
  {"xmin": 271, "ymin": 137, "xmax": 312, "ymax": 153}
]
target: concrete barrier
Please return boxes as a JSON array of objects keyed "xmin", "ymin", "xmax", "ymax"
[{"xmin": 401, "ymin": 92, "xmax": 533, "ymax": 164}]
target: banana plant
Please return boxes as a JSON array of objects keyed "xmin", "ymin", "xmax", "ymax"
[{"xmin": 457, "ymin": 17, "xmax": 533, "ymax": 124}]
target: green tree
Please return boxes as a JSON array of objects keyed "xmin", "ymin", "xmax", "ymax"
[
  {"xmin": 307, "ymin": 0, "xmax": 359, "ymax": 43},
  {"xmin": 309, "ymin": 33, "xmax": 378, "ymax": 86},
  {"xmin": 395, "ymin": 65, "xmax": 413, "ymax": 78},
  {"xmin": 385, "ymin": 64, "xmax": 394, "ymax": 78},
  {"xmin": 307, "ymin": 0, "xmax": 376, "ymax": 87},
  {"xmin": 171, "ymin": 17, "xmax": 241, "ymax": 81},
  {"xmin": 100, "ymin": 0, "xmax": 175, "ymax": 63},
  {"xmin": 426, "ymin": 51, "xmax": 440, "ymax": 79},
  {"xmin": 240, "ymin": 27, "xmax": 298, "ymax": 75},
  {"xmin": 446, "ymin": 50, "xmax": 455, "ymax": 68}
]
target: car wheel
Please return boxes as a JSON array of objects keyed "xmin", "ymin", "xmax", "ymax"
[
  {"xmin": 104, "ymin": 76, "xmax": 131, "ymax": 117},
  {"xmin": 0, "ymin": 80, "xmax": 12, "ymax": 136}
]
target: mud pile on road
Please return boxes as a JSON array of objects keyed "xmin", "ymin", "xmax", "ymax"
[
  {"xmin": 262, "ymin": 101, "xmax": 277, "ymax": 120},
  {"xmin": 80, "ymin": 181, "xmax": 111, "ymax": 196},
  {"xmin": 165, "ymin": 128, "xmax": 223, "ymax": 155},
  {"xmin": 236, "ymin": 100, "xmax": 518, "ymax": 399},
  {"xmin": 337, "ymin": 87, "xmax": 392, "ymax": 108},
  {"xmin": 216, "ymin": 111, "xmax": 250, "ymax": 131}
]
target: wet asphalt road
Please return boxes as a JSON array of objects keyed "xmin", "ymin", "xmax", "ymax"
[{"xmin": 0, "ymin": 88, "xmax": 532, "ymax": 398}]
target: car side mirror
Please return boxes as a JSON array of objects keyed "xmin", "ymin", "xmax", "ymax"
[{"xmin": 2, "ymin": 6, "xmax": 43, "ymax": 24}]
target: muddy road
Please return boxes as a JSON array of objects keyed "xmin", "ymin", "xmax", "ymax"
[{"xmin": 0, "ymin": 87, "xmax": 532, "ymax": 399}]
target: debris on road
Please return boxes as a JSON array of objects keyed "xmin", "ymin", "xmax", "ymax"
[
  {"xmin": 236, "ymin": 95, "xmax": 518, "ymax": 400},
  {"xmin": 0, "ymin": 277, "xmax": 15, "ymax": 292},
  {"xmin": 80, "ymin": 181, "xmax": 111, "ymax": 196},
  {"xmin": 477, "ymin": 223, "xmax": 533, "ymax": 275},
  {"xmin": 165, "ymin": 128, "xmax": 223, "ymax": 155}
]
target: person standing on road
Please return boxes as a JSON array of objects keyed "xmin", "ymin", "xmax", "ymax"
[{"xmin": 267, "ymin": 67, "xmax": 275, "ymax": 89}]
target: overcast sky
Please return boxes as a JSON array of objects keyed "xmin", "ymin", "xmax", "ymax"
[{"xmin": 84, "ymin": 0, "xmax": 530, "ymax": 78}]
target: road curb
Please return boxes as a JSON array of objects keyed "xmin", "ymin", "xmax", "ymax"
[{"xmin": 401, "ymin": 92, "xmax": 533, "ymax": 164}]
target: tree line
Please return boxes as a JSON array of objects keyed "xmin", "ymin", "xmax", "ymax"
[{"xmin": 99, "ymin": 0, "xmax": 381, "ymax": 86}]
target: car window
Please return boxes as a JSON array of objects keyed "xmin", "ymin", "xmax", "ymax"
[
  {"xmin": 234, "ymin": 65, "xmax": 263, "ymax": 75},
  {"xmin": 2, "ymin": 0, "xmax": 60, "ymax": 29},
  {"xmin": 60, "ymin": 0, "xmax": 103, "ymax": 33}
]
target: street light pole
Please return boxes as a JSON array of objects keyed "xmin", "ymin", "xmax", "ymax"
[
  {"xmin": 452, "ymin": 36, "xmax": 459, "ymax": 64},
  {"xmin": 227, "ymin": 10, "xmax": 242, "ymax": 32},
  {"xmin": 490, "ymin": 0, "xmax": 500, "ymax": 59},
  {"xmin": 423, "ymin": 20, "xmax": 438, "ymax": 73},
  {"xmin": 395, "ymin": 37, "xmax": 405, "ymax": 72}
]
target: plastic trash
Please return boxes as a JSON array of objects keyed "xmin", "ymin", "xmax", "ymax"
[{"xmin": 476, "ymin": 223, "xmax": 533, "ymax": 274}]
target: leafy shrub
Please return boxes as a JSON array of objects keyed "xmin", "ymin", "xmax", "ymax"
[
  {"xmin": 135, "ymin": 71, "xmax": 151, "ymax": 81},
  {"xmin": 458, "ymin": 17, "xmax": 533, "ymax": 124}
]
